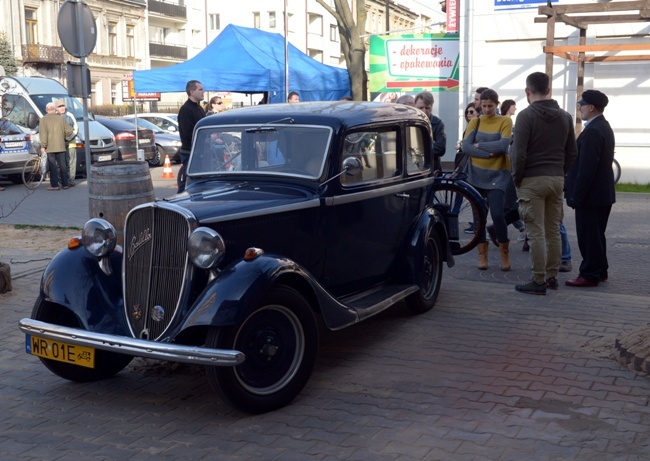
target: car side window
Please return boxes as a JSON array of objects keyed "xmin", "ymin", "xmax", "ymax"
[
  {"xmin": 341, "ymin": 130, "xmax": 398, "ymax": 185},
  {"xmin": 1, "ymin": 94, "xmax": 35, "ymax": 129},
  {"xmin": 405, "ymin": 126, "xmax": 429, "ymax": 174}
]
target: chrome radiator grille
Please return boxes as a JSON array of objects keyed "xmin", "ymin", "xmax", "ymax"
[{"xmin": 123, "ymin": 205, "xmax": 193, "ymax": 340}]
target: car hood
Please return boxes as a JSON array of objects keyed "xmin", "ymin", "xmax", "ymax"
[{"xmin": 164, "ymin": 180, "xmax": 320, "ymax": 224}]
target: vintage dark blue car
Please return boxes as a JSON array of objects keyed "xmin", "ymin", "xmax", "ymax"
[{"xmin": 20, "ymin": 102, "xmax": 454, "ymax": 413}]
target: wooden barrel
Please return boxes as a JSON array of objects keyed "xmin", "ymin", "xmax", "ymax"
[{"xmin": 88, "ymin": 161, "xmax": 155, "ymax": 244}]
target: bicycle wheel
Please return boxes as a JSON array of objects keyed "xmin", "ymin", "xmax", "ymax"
[
  {"xmin": 612, "ymin": 158, "xmax": 621, "ymax": 184},
  {"xmin": 22, "ymin": 157, "xmax": 44, "ymax": 190},
  {"xmin": 430, "ymin": 178, "xmax": 487, "ymax": 255}
]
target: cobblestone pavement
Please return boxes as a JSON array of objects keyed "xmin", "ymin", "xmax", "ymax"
[{"xmin": 1, "ymin": 179, "xmax": 649, "ymax": 460}]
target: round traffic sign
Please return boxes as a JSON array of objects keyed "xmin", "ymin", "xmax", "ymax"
[{"xmin": 57, "ymin": 0, "xmax": 97, "ymax": 58}]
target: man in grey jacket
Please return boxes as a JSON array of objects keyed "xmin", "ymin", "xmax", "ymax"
[{"xmin": 511, "ymin": 72, "xmax": 577, "ymax": 295}]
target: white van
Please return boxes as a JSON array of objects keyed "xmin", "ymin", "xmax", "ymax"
[{"xmin": 0, "ymin": 75, "xmax": 119, "ymax": 175}]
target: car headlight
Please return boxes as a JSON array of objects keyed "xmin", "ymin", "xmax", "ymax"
[
  {"xmin": 188, "ymin": 227, "xmax": 225, "ymax": 269},
  {"xmin": 82, "ymin": 218, "xmax": 117, "ymax": 258},
  {"xmin": 171, "ymin": 140, "xmax": 182, "ymax": 147}
]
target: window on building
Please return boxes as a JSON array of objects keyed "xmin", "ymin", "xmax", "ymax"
[
  {"xmin": 308, "ymin": 49, "xmax": 323, "ymax": 63},
  {"xmin": 253, "ymin": 12, "xmax": 260, "ymax": 29},
  {"xmin": 209, "ymin": 14, "xmax": 220, "ymax": 30},
  {"xmin": 308, "ymin": 14, "xmax": 323, "ymax": 36},
  {"xmin": 126, "ymin": 26, "xmax": 135, "ymax": 57},
  {"xmin": 24, "ymin": 7, "xmax": 38, "ymax": 45},
  {"xmin": 269, "ymin": 12, "xmax": 276, "ymax": 29},
  {"xmin": 108, "ymin": 22, "xmax": 118, "ymax": 56},
  {"xmin": 330, "ymin": 25, "xmax": 338, "ymax": 42}
]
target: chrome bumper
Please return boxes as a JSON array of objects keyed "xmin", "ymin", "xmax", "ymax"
[{"xmin": 19, "ymin": 318, "xmax": 245, "ymax": 366}]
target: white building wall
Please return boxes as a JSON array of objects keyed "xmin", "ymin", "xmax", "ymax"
[{"xmin": 460, "ymin": 0, "xmax": 650, "ymax": 182}]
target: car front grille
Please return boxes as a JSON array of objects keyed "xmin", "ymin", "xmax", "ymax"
[{"xmin": 123, "ymin": 203, "xmax": 195, "ymax": 340}]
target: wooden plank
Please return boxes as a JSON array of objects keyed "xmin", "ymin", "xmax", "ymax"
[
  {"xmin": 544, "ymin": 43, "xmax": 650, "ymax": 52},
  {"xmin": 538, "ymin": 1, "xmax": 650, "ymax": 15},
  {"xmin": 535, "ymin": 14, "xmax": 647, "ymax": 25}
]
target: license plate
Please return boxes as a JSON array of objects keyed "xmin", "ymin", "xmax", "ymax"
[
  {"xmin": 139, "ymin": 139, "xmax": 151, "ymax": 144},
  {"xmin": 97, "ymin": 154, "xmax": 112, "ymax": 162},
  {"xmin": 4, "ymin": 141, "xmax": 24, "ymax": 148},
  {"xmin": 26, "ymin": 335, "xmax": 95, "ymax": 368}
]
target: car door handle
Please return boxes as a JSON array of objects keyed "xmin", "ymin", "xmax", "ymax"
[{"xmin": 394, "ymin": 193, "xmax": 410, "ymax": 199}]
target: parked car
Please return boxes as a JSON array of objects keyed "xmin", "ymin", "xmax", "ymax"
[
  {"xmin": 133, "ymin": 113, "xmax": 179, "ymax": 134},
  {"xmin": 121, "ymin": 116, "xmax": 182, "ymax": 166},
  {"xmin": 95, "ymin": 117, "xmax": 156, "ymax": 163},
  {"xmin": 19, "ymin": 102, "xmax": 453, "ymax": 414},
  {"xmin": 0, "ymin": 117, "xmax": 36, "ymax": 182}
]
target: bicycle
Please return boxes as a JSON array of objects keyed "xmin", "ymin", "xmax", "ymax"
[
  {"xmin": 430, "ymin": 170, "xmax": 488, "ymax": 255},
  {"xmin": 612, "ymin": 157, "xmax": 621, "ymax": 184},
  {"xmin": 22, "ymin": 153, "xmax": 47, "ymax": 190}
]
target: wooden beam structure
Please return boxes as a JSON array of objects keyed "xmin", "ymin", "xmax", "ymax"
[{"xmin": 536, "ymin": 0, "xmax": 650, "ymax": 132}]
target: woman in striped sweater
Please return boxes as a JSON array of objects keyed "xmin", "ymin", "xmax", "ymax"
[{"xmin": 461, "ymin": 89, "xmax": 513, "ymax": 271}]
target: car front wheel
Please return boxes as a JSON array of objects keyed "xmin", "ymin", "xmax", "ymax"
[
  {"xmin": 30, "ymin": 296, "xmax": 133, "ymax": 381},
  {"xmin": 406, "ymin": 231, "xmax": 443, "ymax": 314},
  {"xmin": 205, "ymin": 286, "xmax": 318, "ymax": 414}
]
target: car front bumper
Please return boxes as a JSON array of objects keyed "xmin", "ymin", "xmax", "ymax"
[{"xmin": 19, "ymin": 318, "xmax": 245, "ymax": 366}]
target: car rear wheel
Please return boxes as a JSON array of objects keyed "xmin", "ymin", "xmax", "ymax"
[
  {"xmin": 148, "ymin": 145, "xmax": 163, "ymax": 167},
  {"xmin": 406, "ymin": 231, "xmax": 443, "ymax": 314},
  {"xmin": 205, "ymin": 286, "xmax": 318, "ymax": 414},
  {"xmin": 30, "ymin": 295, "xmax": 133, "ymax": 382}
]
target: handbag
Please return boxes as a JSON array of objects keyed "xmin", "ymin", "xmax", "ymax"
[{"xmin": 454, "ymin": 116, "xmax": 481, "ymax": 171}]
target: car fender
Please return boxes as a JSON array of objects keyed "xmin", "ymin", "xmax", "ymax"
[
  {"xmin": 39, "ymin": 245, "xmax": 130, "ymax": 335},
  {"xmin": 175, "ymin": 254, "xmax": 358, "ymax": 333},
  {"xmin": 403, "ymin": 207, "xmax": 454, "ymax": 281}
]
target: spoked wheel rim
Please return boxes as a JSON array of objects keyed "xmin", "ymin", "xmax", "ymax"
[{"xmin": 232, "ymin": 305, "xmax": 305, "ymax": 395}]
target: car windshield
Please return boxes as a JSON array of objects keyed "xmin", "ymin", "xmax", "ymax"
[
  {"xmin": 123, "ymin": 117, "xmax": 164, "ymax": 133},
  {"xmin": 31, "ymin": 94, "xmax": 84, "ymax": 120},
  {"xmin": 189, "ymin": 124, "xmax": 332, "ymax": 179},
  {"xmin": 0, "ymin": 118, "xmax": 23, "ymax": 135}
]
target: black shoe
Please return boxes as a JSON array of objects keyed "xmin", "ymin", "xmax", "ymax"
[
  {"xmin": 464, "ymin": 222, "xmax": 475, "ymax": 235},
  {"xmin": 545, "ymin": 277, "xmax": 558, "ymax": 290},
  {"xmin": 515, "ymin": 280, "xmax": 547, "ymax": 295},
  {"xmin": 486, "ymin": 225, "xmax": 498, "ymax": 247}
]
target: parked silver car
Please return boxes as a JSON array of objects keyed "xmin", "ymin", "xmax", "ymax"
[
  {"xmin": 128, "ymin": 113, "xmax": 178, "ymax": 134},
  {"xmin": 122, "ymin": 116, "xmax": 182, "ymax": 166}
]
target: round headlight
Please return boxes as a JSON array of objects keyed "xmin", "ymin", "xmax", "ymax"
[
  {"xmin": 82, "ymin": 218, "xmax": 117, "ymax": 258},
  {"xmin": 188, "ymin": 227, "xmax": 226, "ymax": 270}
]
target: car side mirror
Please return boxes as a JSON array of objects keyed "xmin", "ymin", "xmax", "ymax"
[
  {"xmin": 342, "ymin": 156, "xmax": 362, "ymax": 176},
  {"xmin": 27, "ymin": 112, "xmax": 39, "ymax": 129},
  {"xmin": 168, "ymin": 126, "xmax": 177, "ymax": 133},
  {"xmin": 318, "ymin": 156, "xmax": 363, "ymax": 191}
]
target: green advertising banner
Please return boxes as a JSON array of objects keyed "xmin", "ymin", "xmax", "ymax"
[{"xmin": 369, "ymin": 33, "xmax": 460, "ymax": 93}]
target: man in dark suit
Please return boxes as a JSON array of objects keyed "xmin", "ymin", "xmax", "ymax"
[{"xmin": 564, "ymin": 90, "xmax": 616, "ymax": 287}]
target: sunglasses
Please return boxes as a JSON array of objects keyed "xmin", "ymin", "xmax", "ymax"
[{"xmin": 466, "ymin": 109, "xmax": 476, "ymax": 114}]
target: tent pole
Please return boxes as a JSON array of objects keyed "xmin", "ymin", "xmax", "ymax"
[{"xmin": 284, "ymin": 0, "xmax": 289, "ymax": 101}]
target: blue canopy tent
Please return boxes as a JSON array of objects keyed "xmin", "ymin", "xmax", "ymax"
[{"xmin": 133, "ymin": 25, "xmax": 350, "ymax": 103}]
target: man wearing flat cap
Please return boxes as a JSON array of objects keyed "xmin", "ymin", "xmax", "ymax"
[
  {"xmin": 55, "ymin": 99, "xmax": 78, "ymax": 186},
  {"xmin": 564, "ymin": 89, "xmax": 616, "ymax": 288}
]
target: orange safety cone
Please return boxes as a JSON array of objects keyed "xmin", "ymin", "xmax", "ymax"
[{"xmin": 161, "ymin": 155, "xmax": 175, "ymax": 179}]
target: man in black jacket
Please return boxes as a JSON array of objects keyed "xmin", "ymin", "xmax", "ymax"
[
  {"xmin": 414, "ymin": 91, "xmax": 446, "ymax": 171},
  {"xmin": 564, "ymin": 90, "xmax": 616, "ymax": 287},
  {"xmin": 177, "ymin": 80, "xmax": 205, "ymax": 193}
]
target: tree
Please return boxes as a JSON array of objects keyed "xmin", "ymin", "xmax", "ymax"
[
  {"xmin": 315, "ymin": 0, "xmax": 368, "ymax": 101},
  {"xmin": 0, "ymin": 32, "xmax": 18, "ymax": 76}
]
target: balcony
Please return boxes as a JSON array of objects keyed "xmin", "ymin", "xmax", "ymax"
[
  {"xmin": 148, "ymin": 0, "xmax": 186, "ymax": 20},
  {"xmin": 149, "ymin": 42, "xmax": 187, "ymax": 60},
  {"xmin": 21, "ymin": 44, "xmax": 64, "ymax": 64}
]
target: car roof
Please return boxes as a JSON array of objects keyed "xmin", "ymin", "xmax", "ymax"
[
  {"xmin": 137, "ymin": 113, "xmax": 177, "ymax": 119},
  {"xmin": 96, "ymin": 117, "xmax": 143, "ymax": 132},
  {"xmin": 196, "ymin": 101, "xmax": 428, "ymax": 132}
]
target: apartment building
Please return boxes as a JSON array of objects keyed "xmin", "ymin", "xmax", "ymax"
[{"xmin": 1, "ymin": 0, "xmax": 437, "ymax": 107}]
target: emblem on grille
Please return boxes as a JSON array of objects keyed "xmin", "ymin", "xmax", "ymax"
[
  {"xmin": 128, "ymin": 228, "xmax": 152, "ymax": 260},
  {"xmin": 151, "ymin": 305, "xmax": 165, "ymax": 322},
  {"xmin": 132, "ymin": 304, "xmax": 142, "ymax": 320}
]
